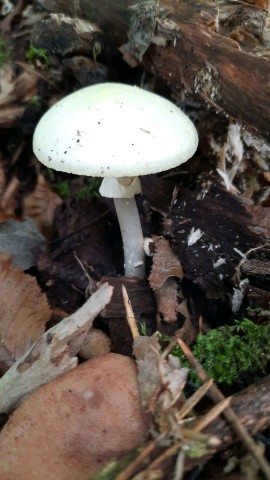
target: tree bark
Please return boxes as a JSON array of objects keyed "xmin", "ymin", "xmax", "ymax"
[
  {"xmin": 40, "ymin": 0, "xmax": 270, "ymax": 142},
  {"xmin": 184, "ymin": 374, "xmax": 270, "ymax": 471}
]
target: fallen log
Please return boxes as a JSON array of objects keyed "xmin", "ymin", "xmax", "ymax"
[
  {"xmin": 37, "ymin": 0, "xmax": 270, "ymax": 142},
  {"xmin": 184, "ymin": 373, "xmax": 270, "ymax": 472}
]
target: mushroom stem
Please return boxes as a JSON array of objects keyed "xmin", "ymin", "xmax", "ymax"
[{"xmin": 113, "ymin": 197, "xmax": 145, "ymax": 279}]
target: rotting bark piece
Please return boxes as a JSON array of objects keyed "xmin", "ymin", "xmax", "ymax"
[
  {"xmin": 32, "ymin": 14, "xmax": 105, "ymax": 58},
  {"xmin": 212, "ymin": 374, "xmax": 270, "ymax": 443},
  {"xmin": 99, "ymin": 276, "xmax": 156, "ymax": 319},
  {"xmin": 143, "ymin": 175, "xmax": 263, "ymax": 299},
  {"xmin": 37, "ymin": 198, "xmax": 122, "ymax": 291},
  {"xmin": 54, "ymin": 0, "xmax": 270, "ymax": 142}
]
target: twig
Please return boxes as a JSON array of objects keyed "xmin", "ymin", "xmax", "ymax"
[
  {"xmin": 122, "ymin": 284, "xmax": 140, "ymax": 340},
  {"xmin": 115, "ymin": 435, "xmax": 164, "ymax": 480},
  {"xmin": 193, "ymin": 397, "xmax": 232, "ymax": 433},
  {"xmin": 177, "ymin": 338, "xmax": 270, "ymax": 480},
  {"xmin": 0, "ymin": 283, "xmax": 114, "ymax": 413},
  {"xmin": 177, "ymin": 379, "xmax": 213, "ymax": 420},
  {"xmin": 49, "ymin": 208, "xmax": 112, "ymax": 245}
]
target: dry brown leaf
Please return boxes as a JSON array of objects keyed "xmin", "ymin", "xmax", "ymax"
[
  {"xmin": 0, "ymin": 176, "xmax": 20, "ymax": 216},
  {"xmin": 246, "ymin": 204, "xmax": 270, "ymax": 239},
  {"xmin": 0, "ymin": 254, "xmax": 51, "ymax": 374},
  {"xmin": 0, "ymin": 69, "xmax": 38, "ymax": 108},
  {"xmin": 0, "ymin": 105, "xmax": 25, "ymax": 128},
  {"xmin": 0, "ymin": 64, "xmax": 14, "ymax": 103},
  {"xmin": 0, "ymin": 64, "xmax": 38, "ymax": 128},
  {"xmin": 0, "ymin": 157, "xmax": 6, "ymax": 199},
  {"xmin": 155, "ymin": 277, "xmax": 179, "ymax": 323},
  {"xmin": 175, "ymin": 315, "xmax": 198, "ymax": 346},
  {"xmin": 245, "ymin": 0, "xmax": 269, "ymax": 8},
  {"xmin": 0, "ymin": 207, "xmax": 15, "ymax": 223},
  {"xmin": 149, "ymin": 237, "xmax": 183, "ymax": 290},
  {"xmin": 149, "ymin": 237, "xmax": 183, "ymax": 323},
  {"xmin": 23, "ymin": 174, "xmax": 62, "ymax": 237},
  {"xmin": 134, "ymin": 334, "xmax": 189, "ymax": 437}
]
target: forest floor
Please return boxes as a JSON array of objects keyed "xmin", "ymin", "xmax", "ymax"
[{"xmin": 0, "ymin": 1, "xmax": 270, "ymax": 480}]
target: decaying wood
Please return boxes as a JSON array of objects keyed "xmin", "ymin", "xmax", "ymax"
[
  {"xmin": 99, "ymin": 276, "xmax": 155, "ymax": 319},
  {"xmin": 42, "ymin": 0, "xmax": 270, "ymax": 142},
  {"xmin": 142, "ymin": 0, "xmax": 270, "ymax": 142},
  {"xmin": 184, "ymin": 374, "xmax": 270, "ymax": 472},
  {"xmin": 205, "ymin": 374, "xmax": 270, "ymax": 445},
  {"xmin": 0, "ymin": 282, "xmax": 113, "ymax": 414},
  {"xmin": 178, "ymin": 339, "xmax": 270, "ymax": 478}
]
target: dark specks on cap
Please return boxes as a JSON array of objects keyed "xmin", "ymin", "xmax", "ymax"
[
  {"xmin": 139, "ymin": 128, "xmax": 150, "ymax": 134},
  {"xmin": 48, "ymin": 156, "xmax": 52, "ymax": 161}
]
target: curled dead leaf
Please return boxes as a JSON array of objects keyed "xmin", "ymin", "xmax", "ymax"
[
  {"xmin": 149, "ymin": 237, "xmax": 183, "ymax": 290},
  {"xmin": 23, "ymin": 174, "xmax": 62, "ymax": 237},
  {"xmin": 149, "ymin": 237, "xmax": 183, "ymax": 323}
]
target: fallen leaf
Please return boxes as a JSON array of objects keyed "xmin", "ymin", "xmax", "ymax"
[
  {"xmin": 149, "ymin": 237, "xmax": 183, "ymax": 323},
  {"xmin": 175, "ymin": 315, "xmax": 198, "ymax": 347},
  {"xmin": 0, "ymin": 254, "xmax": 51, "ymax": 374},
  {"xmin": 134, "ymin": 334, "xmax": 189, "ymax": 436},
  {"xmin": 155, "ymin": 277, "xmax": 180, "ymax": 323},
  {"xmin": 0, "ymin": 154, "xmax": 6, "ymax": 199},
  {"xmin": 0, "ymin": 176, "xmax": 20, "ymax": 216},
  {"xmin": 23, "ymin": 174, "xmax": 62, "ymax": 238},
  {"xmin": 246, "ymin": 204, "xmax": 270, "ymax": 239},
  {"xmin": 0, "ymin": 69, "xmax": 38, "ymax": 108},
  {"xmin": 0, "ymin": 206, "xmax": 15, "ymax": 223},
  {"xmin": 0, "ymin": 64, "xmax": 14, "ymax": 104},
  {"xmin": 149, "ymin": 237, "xmax": 183, "ymax": 290}
]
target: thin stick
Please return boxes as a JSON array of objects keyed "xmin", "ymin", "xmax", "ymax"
[
  {"xmin": 193, "ymin": 397, "xmax": 232, "ymax": 433},
  {"xmin": 177, "ymin": 379, "xmax": 213, "ymax": 420},
  {"xmin": 0, "ymin": 283, "xmax": 114, "ymax": 413},
  {"xmin": 177, "ymin": 338, "xmax": 270, "ymax": 480},
  {"xmin": 115, "ymin": 435, "xmax": 164, "ymax": 480},
  {"xmin": 122, "ymin": 284, "xmax": 140, "ymax": 340}
]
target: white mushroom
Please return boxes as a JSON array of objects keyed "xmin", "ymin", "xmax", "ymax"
[{"xmin": 33, "ymin": 83, "xmax": 198, "ymax": 278}]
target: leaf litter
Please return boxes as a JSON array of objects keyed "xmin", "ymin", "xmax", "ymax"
[{"xmin": 0, "ymin": 2, "xmax": 270, "ymax": 478}]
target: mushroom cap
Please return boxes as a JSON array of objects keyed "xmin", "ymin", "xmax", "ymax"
[{"xmin": 33, "ymin": 83, "xmax": 198, "ymax": 177}]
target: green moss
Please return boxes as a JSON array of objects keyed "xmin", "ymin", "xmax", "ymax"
[
  {"xmin": 53, "ymin": 180, "xmax": 71, "ymax": 198},
  {"xmin": 76, "ymin": 178, "xmax": 101, "ymax": 199},
  {"xmin": 25, "ymin": 45, "xmax": 49, "ymax": 65},
  {"xmin": 170, "ymin": 318, "xmax": 270, "ymax": 385},
  {"xmin": 0, "ymin": 39, "xmax": 9, "ymax": 69}
]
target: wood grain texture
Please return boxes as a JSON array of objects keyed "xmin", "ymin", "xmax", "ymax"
[{"xmin": 69, "ymin": 0, "xmax": 270, "ymax": 141}]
